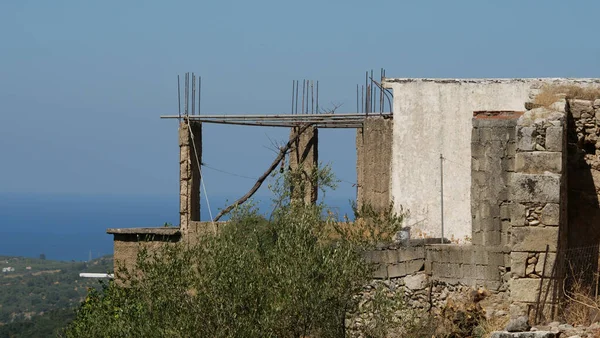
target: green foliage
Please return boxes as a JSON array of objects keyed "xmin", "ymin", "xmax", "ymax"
[
  {"xmin": 0, "ymin": 308, "xmax": 76, "ymax": 338},
  {"xmin": 64, "ymin": 165, "xmax": 418, "ymax": 337},
  {"xmin": 0, "ymin": 255, "xmax": 113, "ymax": 336},
  {"xmin": 330, "ymin": 201, "xmax": 408, "ymax": 247},
  {"xmin": 65, "ymin": 205, "xmax": 372, "ymax": 337}
]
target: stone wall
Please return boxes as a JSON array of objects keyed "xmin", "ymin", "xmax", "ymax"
[
  {"xmin": 471, "ymin": 111, "xmax": 521, "ymax": 246},
  {"xmin": 356, "ymin": 116, "xmax": 393, "ymax": 210},
  {"xmin": 426, "ymin": 245, "xmax": 509, "ymax": 291},
  {"xmin": 567, "ymin": 98, "xmax": 600, "ymax": 249},
  {"xmin": 507, "ymin": 106, "xmax": 567, "ymax": 317},
  {"xmin": 363, "ymin": 245, "xmax": 425, "ymax": 279}
]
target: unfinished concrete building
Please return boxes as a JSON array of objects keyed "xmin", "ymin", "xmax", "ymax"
[{"xmin": 108, "ymin": 76, "xmax": 600, "ymax": 321}]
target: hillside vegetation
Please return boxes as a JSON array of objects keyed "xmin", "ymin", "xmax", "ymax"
[{"xmin": 0, "ymin": 255, "xmax": 113, "ymax": 337}]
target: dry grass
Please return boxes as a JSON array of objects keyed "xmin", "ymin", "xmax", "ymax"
[
  {"xmin": 563, "ymin": 273, "xmax": 600, "ymax": 326},
  {"xmin": 534, "ymin": 84, "xmax": 600, "ymax": 107}
]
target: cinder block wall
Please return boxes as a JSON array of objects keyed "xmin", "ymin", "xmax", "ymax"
[{"xmin": 471, "ymin": 111, "xmax": 521, "ymax": 246}]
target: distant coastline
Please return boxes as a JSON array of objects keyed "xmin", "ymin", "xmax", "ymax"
[{"xmin": 0, "ymin": 193, "xmax": 354, "ymax": 261}]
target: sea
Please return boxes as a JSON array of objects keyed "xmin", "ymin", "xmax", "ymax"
[{"xmin": 0, "ymin": 193, "xmax": 354, "ymax": 261}]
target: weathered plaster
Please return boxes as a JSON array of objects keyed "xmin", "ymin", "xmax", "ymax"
[{"xmin": 383, "ymin": 79, "xmax": 546, "ymax": 242}]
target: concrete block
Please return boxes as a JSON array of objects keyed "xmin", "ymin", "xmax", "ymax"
[
  {"xmin": 483, "ymin": 231, "xmax": 502, "ymax": 246},
  {"xmin": 372, "ymin": 264, "xmax": 388, "ymax": 279},
  {"xmin": 517, "ymin": 127, "xmax": 537, "ymax": 151},
  {"xmin": 471, "ymin": 127, "xmax": 480, "ymax": 143},
  {"xmin": 406, "ymin": 259, "xmax": 425, "ymax": 274},
  {"xmin": 446, "ymin": 247, "xmax": 464, "ymax": 264},
  {"xmin": 387, "ymin": 262, "xmax": 407, "ymax": 278},
  {"xmin": 488, "ymin": 251, "xmax": 505, "ymax": 267},
  {"xmin": 472, "ymin": 143, "xmax": 486, "ymax": 159},
  {"xmin": 484, "ymin": 264, "xmax": 501, "ymax": 281},
  {"xmin": 510, "ymin": 252, "xmax": 528, "ymax": 277},
  {"xmin": 509, "ymin": 173, "xmax": 561, "ymax": 203},
  {"xmin": 461, "ymin": 263, "xmax": 474, "ymax": 279},
  {"xmin": 507, "ymin": 141, "xmax": 517, "ymax": 157},
  {"xmin": 397, "ymin": 247, "xmax": 425, "ymax": 262},
  {"xmin": 471, "ymin": 231, "xmax": 483, "ymax": 245},
  {"xmin": 500, "ymin": 204, "xmax": 511, "ymax": 220},
  {"xmin": 511, "ymin": 227, "xmax": 559, "ymax": 252},
  {"xmin": 541, "ymin": 203, "xmax": 560, "ymax": 226},
  {"xmin": 545, "ymin": 127, "xmax": 563, "ymax": 152},
  {"xmin": 470, "ymin": 248, "xmax": 488, "ymax": 265},
  {"xmin": 514, "ymin": 152, "xmax": 562, "ymax": 174}
]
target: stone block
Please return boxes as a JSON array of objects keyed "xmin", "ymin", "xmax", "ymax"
[
  {"xmin": 594, "ymin": 99, "xmax": 600, "ymax": 109},
  {"xmin": 535, "ymin": 253, "xmax": 556, "ymax": 277},
  {"xmin": 545, "ymin": 127, "xmax": 563, "ymax": 152},
  {"xmin": 404, "ymin": 273, "xmax": 428, "ymax": 291},
  {"xmin": 490, "ymin": 331, "xmax": 557, "ymax": 338},
  {"xmin": 510, "ymin": 278, "xmax": 550, "ymax": 303},
  {"xmin": 511, "ymin": 227, "xmax": 558, "ymax": 252},
  {"xmin": 515, "ymin": 152, "xmax": 562, "ymax": 174},
  {"xmin": 517, "ymin": 127, "xmax": 536, "ymax": 151},
  {"xmin": 510, "ymin": 203, "xmax": 527, "ymax": 227},
  {"xmin": 509, "ymin": 173, "xmax": 561, "ymax": 203},
  {"xmin": 510, "ymin": 252, "xmax": 528, "ymax": 277},
  {"xmin": 541, "ymin": 203, "xmax": 560, "ymax": 226},
  {"xmin": 569, "ymin": 99, "xmax": 593, "ymax": 118}
]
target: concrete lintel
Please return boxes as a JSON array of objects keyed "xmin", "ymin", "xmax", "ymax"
[{"xmin": 107, "ymin": 227, "xmax": 181, "ymax": 236}]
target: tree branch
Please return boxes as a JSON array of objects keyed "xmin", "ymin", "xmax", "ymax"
[{"xmin": 213, "ymin": 123, "xmax": 314, "ymax": 221}]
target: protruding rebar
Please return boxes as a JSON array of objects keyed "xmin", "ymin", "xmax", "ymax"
[
  {"xmin": 301, "ymin": 80, "xmax": 305, "ymax": 115},
  {"xmin": 198, "ymin": 76, "xmax": 202, "ymax": 115},
  {"xmin": 177, "ymin": 75, "xmax": 181, "ymax": 119},
  {"xmin": 295, "ymin": 80, "xmax": 299, "ymax": 115},
  {"xmin": 192, "ymin": 73, "xmax": 196, "ymax": 115},
  {"xmin": 311, "ymin": 80, "xmax": 314, "ymax": 114},
  {"xmin": 184, "ymin": 73, "xmax": 189, "ymax": 115},
  {"xmin": 291, "ymin": 80, "xmax": 295, "ymax": 115},
  {"xmin": 316, "ymin": 81, "xmax": 319, "ymax": 114}
]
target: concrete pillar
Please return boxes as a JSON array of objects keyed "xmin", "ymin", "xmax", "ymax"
[
  {"xmin": 356, "ymin": 117, "xmax": 393, "ymax": 211},
  {"xmin": 179, "ymin": 121, "xmax": 202, "ymax": 233},
  {"xmin": 289, "ymin": 125, "xmax": 318, "ymax": 204}
]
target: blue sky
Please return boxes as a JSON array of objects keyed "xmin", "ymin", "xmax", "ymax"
[{"xmin": 1, "ymin": 0, "xmax": 599, "ymax": 200}]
